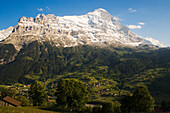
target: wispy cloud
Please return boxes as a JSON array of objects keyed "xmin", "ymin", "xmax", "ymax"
[
  {"xmin": 46, "ymin": 6, "xmax": 50, "ymax": 10},
  {"xmin": 128, "ymin": 8, "xmax": 137, "ymax": 13},
  {"xmin": 113, "ymin": 17, "xmax": 123, "ymax": 21},
  {"xmin": 138, "ymin": 22, "xmax": 145, "ymax": 25},
  {"xmin": 37, "ymin": 8, "xmax": 43, "ymax": 12},
  {"xmin": 127, "ymin": 25, "xmax": 142, "ymax": 29},
  {"xmin": 127, "ymin": 22, "xmax": 145, "ymax": 29}
]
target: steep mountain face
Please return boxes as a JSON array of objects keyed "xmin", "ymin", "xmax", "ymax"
[
  {"xmin": 0, "ymin": 26, "xmax": 13, "ymax": 41},
  {"xmin": 2, "ymin": 8, "xmax": 163, "ymax": 50}
]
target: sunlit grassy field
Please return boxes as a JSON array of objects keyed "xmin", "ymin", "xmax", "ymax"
[{"xmin": 0, "ymin": 106, "xmax": 70, "ymax": 113}]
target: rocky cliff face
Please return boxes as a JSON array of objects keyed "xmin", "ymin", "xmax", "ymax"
[{"xmin": 2, "ymin": 8, "xmax": 164, "ymax": 50}]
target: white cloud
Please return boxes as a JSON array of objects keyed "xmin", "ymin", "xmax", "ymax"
[
  {"xmin": 113, "ymin": 17, "xmax": 123, "ymax": 21},
  {"xmin": 46, "ymin": 6, "xmax": 50, "ymax": 10},
  {"xmin": 127, "ymin": 22, "xmax": 145, "ymax": 29},
  {"xmin": 127, "ymin": 25, "xmax": 142, "ymax": 29},
  {"xmin": 138, "ymin": 22, "xmax": 145, "ymax": 25},
  {"xmin": 37, "ymin": 8, "xmax": 43, "ymax": 11},
  {"xmin": 128, "ymin": 8, "xmax": 137, "ymax": 13},
  {"xmin": 128, "ymin": 8, "xmax": 132, "ymax": 11}
]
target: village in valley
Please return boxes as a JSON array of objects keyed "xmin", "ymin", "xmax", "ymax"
[{"xmin": 0, "ymin": 78, "xmax": 123, "ymax": 107}]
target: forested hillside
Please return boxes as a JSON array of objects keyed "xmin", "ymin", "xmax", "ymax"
[{"xmin": 0, "ymin": 41, "xmax": 170, "ymax": 103}]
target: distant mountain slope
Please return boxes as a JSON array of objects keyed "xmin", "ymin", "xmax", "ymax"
[
  {"xmin": 0, "ymin": 41, "xmax": 169, "ymax": 104},
  {"xmin": 1, "ymin": 8, "xmax": 163, "ymax": 50},
  {"xmin": 0, "ymin": 41, "xmax": 169, "ymax": 84}
]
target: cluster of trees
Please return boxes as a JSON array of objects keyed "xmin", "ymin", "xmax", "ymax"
[
  {"xmin": 0, "ymin": 79, "xmax": 157, "ymax": 113},
  {"xmin": 121, "ymin": 86, "xmax": 155, "ymax": 112},
  {"xmin": 29, "ymin": 81, "xmax": 155, "ymax": 113},
  {"xmin": 29, "ymin": 81, "xmax": 48, "ymax": 106},
  {"xmin": 0, "ymin": 79, "xmax": 89, "ymax": 111},
  {"xmin": 55, "ymin": 79, "xmax": 89, "ymax": 111},
  {"xmin": 84, "ymin": 86, "xmax": 155, "ymax": 113},
  {"xmin": 0, "ymin": 87, "xmax": 16, "ymax": 98}
]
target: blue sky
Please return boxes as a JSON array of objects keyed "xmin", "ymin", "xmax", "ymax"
[{"xmin": 0, "ymin": 0, "xmax": 170, "ymax": 46}]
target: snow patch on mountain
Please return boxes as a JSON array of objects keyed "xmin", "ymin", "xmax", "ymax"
[
  {"xmin": 0, "ymin": 26, "xmax": 14, "ymax": 41},
  {"xmin": 144, "ymin": 37, "xmax": 164, "ymax": 47}
]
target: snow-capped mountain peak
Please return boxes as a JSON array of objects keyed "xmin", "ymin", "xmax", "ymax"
[
  {"xmin": 1, "ymin": 8, "xmax": 164, "ymax": 50},
  {"xmin": 88, "ymin": 8, "xmax": 111, "ymax": 17}
]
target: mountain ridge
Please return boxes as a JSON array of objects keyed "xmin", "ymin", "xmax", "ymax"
[{"xmin": 1, "ymin": 8, "xmax": 164, "ymax": 50}]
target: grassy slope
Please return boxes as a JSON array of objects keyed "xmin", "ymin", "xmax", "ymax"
[
  {"xmin": 0, "ymin": 107, "xmax": 169, "ymax": 113},
  {"xmin": 0, "ymin": 107, "xmax": 71, "ymax": 113}
]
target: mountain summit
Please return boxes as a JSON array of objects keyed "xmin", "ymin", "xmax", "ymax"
[{"xmin": 1, "ymin": 8, "xmax": 164, "ymax": 50}]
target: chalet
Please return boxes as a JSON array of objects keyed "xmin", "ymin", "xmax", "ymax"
[{"xmin": 0, "ymin": 96, "xmax": 22, "ymax": 107}]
